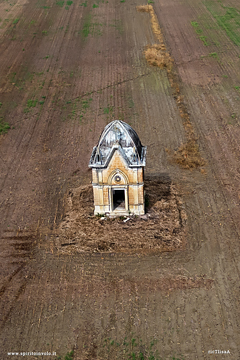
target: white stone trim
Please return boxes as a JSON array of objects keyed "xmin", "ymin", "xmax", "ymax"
[{"xmin": 110, "ymin": 186, "xmax": 129, "ymax": 213}]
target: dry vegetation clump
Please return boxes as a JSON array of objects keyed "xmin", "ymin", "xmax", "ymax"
[
  {"xmin": 169, "ymin": 76, "xmax": 206, "ymax": 168},
  {"xmin": 137, "ymin": 4, "xmax": 206, "ymax": 170},
  {"xmin": 54, "ymin": 178, "xmax": 187, "ymax": 255},
  {"xmin": 168, "ymin": 139, "xmax": 205, "ymax": 169},
  {"xmin": 144, "ymin": 44, "xmax": 173, "ymax": 69},
  {"xmin": 137, "ymin": 5, "xmax": 164, "ymax": 43},
  {"xmin": 137, "ymin": 4, "xmax": 173, "ymax": 70},
  {"xmin": 136, "ymin": 5, "xmax": 151, "ymax": 13}
]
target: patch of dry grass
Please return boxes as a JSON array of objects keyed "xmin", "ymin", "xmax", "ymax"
[
  {"xmin": 136, "ymin": 5, "xmax": 151, "ymax": 13},
  {"xmin": 137, "ymin": 5, "xmax": 164, "ymax": 43},
  {"xmin": 144, "ymin": 44, "xmax": 173, "ymax": 69},
  {"xmin": 137, "ymin": 4, "xmax": 172, "ymax": 69},
  {"xmin": 137, "ymin": 4, "xmax": 206, "ymax": 170},
  {"xmin": 167, "ymin": 139, "xmax": 205, "ymax": 169}
]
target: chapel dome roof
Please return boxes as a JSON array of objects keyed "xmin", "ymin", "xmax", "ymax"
[{"xmin": 89, "ymin": 120, "xmax": 146, "ymax": 168}]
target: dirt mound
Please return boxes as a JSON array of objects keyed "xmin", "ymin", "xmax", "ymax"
[{"xmin": 55, "ymin": 179, "xmax": 187, "ymax": 254}]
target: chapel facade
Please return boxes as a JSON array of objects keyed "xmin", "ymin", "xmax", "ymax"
[{"xmin": 89, "ymin": 120, "xmax": 147, "ymax": 216}]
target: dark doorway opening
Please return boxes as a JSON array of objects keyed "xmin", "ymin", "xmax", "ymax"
[{"xmin": 113, "ymin": 189, "xmax": 125, "ymax": 210}]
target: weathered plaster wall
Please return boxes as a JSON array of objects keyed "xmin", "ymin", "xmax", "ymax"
[{"xmin": 92, "ymin": 149, "xmax": 144, "ymax": 215}]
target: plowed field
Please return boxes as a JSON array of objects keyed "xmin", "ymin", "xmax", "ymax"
[{"xmin": 0, "ymin": 0, "xmax": 240, "ymax": 359}]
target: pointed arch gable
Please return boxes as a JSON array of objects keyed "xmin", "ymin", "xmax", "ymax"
[
  {"xmin": 106, "ymin": 147, "xmax": 129, "ymax": 172},
  {"xmin": 108, "ymin": 168, "xmax": 129, "ymax": 185}
]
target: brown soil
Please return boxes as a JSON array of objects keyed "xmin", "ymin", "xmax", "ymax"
[{"xmin": 55, "ymin": 178, "xmax": 187, "ymax": 254}]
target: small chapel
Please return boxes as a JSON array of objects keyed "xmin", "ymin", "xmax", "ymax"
[{"xmin": 89, "ymin": 120, "xmax": 147, "ymax": 216}]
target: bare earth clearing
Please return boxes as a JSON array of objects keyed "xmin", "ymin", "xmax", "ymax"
[
  {"xmin": 56, "ymin": 178, "xmax": 187, "ymax": 254},
  {"xmin": 0, "ymin": 0, "xmax": 240, "ymax": 359}
]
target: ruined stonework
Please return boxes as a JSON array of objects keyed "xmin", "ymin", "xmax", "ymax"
[{"xmin": 89, "ymin": 120, "xmax": 147, "ymax": 216}]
